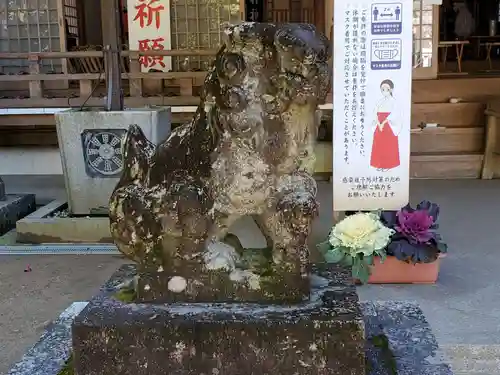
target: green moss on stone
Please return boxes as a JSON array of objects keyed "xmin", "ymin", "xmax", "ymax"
[
  {"xmin": 57, "ymin": 354, "xmax": 74, "ymax": 375},
  {"xmin": 368, "ymin": 334, "xmax": 397, "ymax": 375},
  {"xmin": 240, "ymin": 248, "xmax": 273, "ymax": 272},
  {"xmin": 114, "ymin": 286, "xmax": 137, "ymax": 303}
]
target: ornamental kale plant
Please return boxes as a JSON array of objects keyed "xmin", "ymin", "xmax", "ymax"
[
  {"xmin": 317, "ymin": 212, "xmax": 394, "ymax": 283},
  {"xmin": 381, "ymin": 200, "xmax": 448, "ymax": 264}
]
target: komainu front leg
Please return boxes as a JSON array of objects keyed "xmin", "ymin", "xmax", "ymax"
[{"xmin": 257, "ymin": 173, "xmax": 319, "ymax": 276}]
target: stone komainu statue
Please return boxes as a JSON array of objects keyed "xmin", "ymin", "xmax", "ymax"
[{"xmin": 109, "ymin": 22, "xmax": 331, "ymax": 293}]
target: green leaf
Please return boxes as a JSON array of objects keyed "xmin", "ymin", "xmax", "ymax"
[
  {"xmin": 342, "ymin": 254, "xmax": 354, "ymax": 266},
  {"xmin": 436, "ymin": 241, "xmax": 448, "ymax": 254},
  {"xmin": 364, "ymin": 255, "xmax": 374, "ymax": 266},
  {"xmin": 316, "ymin": 241, "xmax": 332, "ymax": 255},
  {"xmin": 376, "ymin": 249, "xmax": 387, "ymax": 263},
  {"xmin": 352, "ymin": 257, "xmax": 370, "ymax": 284},
  {"xmin": 323, "ymin": 248, "xmax": 345, "ymax": 264}
]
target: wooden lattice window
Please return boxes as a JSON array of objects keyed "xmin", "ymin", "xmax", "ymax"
[
  {"xmin": 170, "ymin": 0, "xmax": 241, "ymax": 71},
  {"xmin": 64, "ymin": 0, "xmax": 78, "ymax": 38},
  {"xmin": 0, "ymin": 0, "xmax": 62, "ymax": 73},
  {"xmin": 413, "ymin": 1, "xmax": 438, "ymax": 79}
]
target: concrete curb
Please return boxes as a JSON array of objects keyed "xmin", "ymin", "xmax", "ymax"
[
  {"xmin": 16, "ymin": 200, "xmax": 112, "ymax": 244},
  {"xmin": 6, "ymin": 302, "xmax": 88, "ymax": 375}
]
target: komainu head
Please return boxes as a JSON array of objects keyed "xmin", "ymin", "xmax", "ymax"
[{"xmin": 201, "ymin": 22, "xmax": 331, "ymax": 138}]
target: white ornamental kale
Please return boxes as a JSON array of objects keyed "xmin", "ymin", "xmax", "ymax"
[
  {"xmin": 319, "ymin": 212, "xmax": 395, "ymax": 283},
  {"xmin": 329, "ymin": 212, "xmax": 394, "ymax": 256}
]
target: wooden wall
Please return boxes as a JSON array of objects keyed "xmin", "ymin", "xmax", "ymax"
[
  {"xmin": 1, "ymin": 76, "xmax": 499, "ymax": 179},
  {"xmin": 410, "ymin": 101, "xmax": 485, "ymax": 179},
  {"xmin": 0, "ymin": 112, "xmax": 193, "ymax": 147},
  {"xmin": 410, "ymin": 78, "xmax": 492, "ymax": 179},
  {"xmin": 412, "ymin": 78, "xmax": 500, "ymax": 103}
]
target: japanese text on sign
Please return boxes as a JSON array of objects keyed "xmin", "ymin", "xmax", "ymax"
[
  {"xmin": 246, "ymin": 0, "xmax": 264, "ymax": 22},
  {"xmin": 341, "ymin": 176, "xmax": 401, "ymax": 199},
  {"xmin": 333, "ymin": 0, "xmax": 413, "ymax": 211},
  {"xmin": 343, "ymin": 8, "xmax": 369, "ymax": 164},
  {"xmin": 128, "ymin": 0, "xmax": 172, "ymax": 72}
]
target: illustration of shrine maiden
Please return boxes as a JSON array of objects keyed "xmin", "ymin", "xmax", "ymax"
[{"xmin": 370, "ymin": 79, "xmax": 402, "ymax": 171}]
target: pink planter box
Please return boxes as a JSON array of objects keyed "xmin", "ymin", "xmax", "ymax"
[{"xmin": 367, "ymin": 255, "xmax": 443, "ymax": 284}]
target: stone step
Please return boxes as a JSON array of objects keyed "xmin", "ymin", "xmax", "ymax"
[{"xmin": 440, "ymin": 345, "xmax": 500, "ymax": 374}]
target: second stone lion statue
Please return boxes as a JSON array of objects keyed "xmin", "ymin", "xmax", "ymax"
[{"xmin": 109, "ymin": 22, "xmax": 331, "ymax": 292}]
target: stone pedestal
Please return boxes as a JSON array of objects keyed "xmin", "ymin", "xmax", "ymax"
[
  {"xmin": 72, "ymin": 265, "xmax": 366, "ymax": 375},
  {"xmin": 136, "ymin": 267, "xmax": 309, "ymax": 304},
  {"xmin": 55, "ymin": 107, "xmax": 171, "ymax": 215},
  {"xmin": 0, "ymin": 177, "xmax": 36, "ymax": 236}
]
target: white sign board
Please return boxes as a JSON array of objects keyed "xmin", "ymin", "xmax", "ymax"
[
  {"xmin": 127, "ymin": 0, "xmax": 172, "ymax": 72},
  {"xmin": 332, "ymin": 0, "xmax": 412, "ymax": 211}
]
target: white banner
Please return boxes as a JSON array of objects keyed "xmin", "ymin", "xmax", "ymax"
[
  {"xmin": 332, "ymin": 0, "xmax": 412, "ymax": 211},
  {"xmin": 127, "ymin": 0, "xmax": 172, "ymax": 72}
]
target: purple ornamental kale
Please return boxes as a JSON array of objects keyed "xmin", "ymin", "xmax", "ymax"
[
  {"xmin": 381, "ymin": 201, "xmax": 447, "ymax": 264},
  {"xmin": 395, "ymin": 208, "xmax": 435, "ymax": 244}
]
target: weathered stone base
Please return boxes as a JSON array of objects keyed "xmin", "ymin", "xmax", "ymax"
[
  {"xmin": 7, "ymin": 300, "xmax": 455, "ymax": 375},
  {"xmin": 136, "ymin": 268, "xmax": 309, "ymax": 304},
  {"xmin": 72, "ymin": 265, "xmax": 366, "ymax": 375},
  {"xmin": 364, "ymin": 302, "xmax": 454, "ymax": 375},
  {"xmin": 0, "ymin": 194, "xmax": 36, "ymax": 236}
]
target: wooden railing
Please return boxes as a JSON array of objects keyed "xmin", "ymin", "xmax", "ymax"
[
  {"xmin": 0, "ymin": 49, "xmax": 218, "ymax": 108},
  {"xmin": 270, "ymin": 10, "xmax": 290, "ymax": 23}
]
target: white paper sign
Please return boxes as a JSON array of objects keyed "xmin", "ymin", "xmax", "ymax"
[
  {"xmin": 127, "ymin": 0, "xmax": 172, "ymax": 72},
  {"xmin": 332, "ymin": 0, "xmax": 412, "ymax": 211}
]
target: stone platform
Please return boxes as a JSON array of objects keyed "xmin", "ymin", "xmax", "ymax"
[
  {"xmin": 16, "ymin": 200, "xmax": 112, "ymax": 244},
  {"xmin": 7, "ymin": 298, "xmax": 454, "ymax": 375},
  {"xmin": 0, "ymin": 194, "xmax": 36, "ymax": 236},
  {"xmin": 72, "ymin": 265, "xmax": 366, "ymax": 375}
]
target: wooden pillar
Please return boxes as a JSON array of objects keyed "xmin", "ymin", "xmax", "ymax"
[
  {"xmin": 328, "ymin": 0, "xmax": 337, "ymax": 222},
  {"xmin": 128, "ymin": 51, "xmax": 143, "ymax": 97},
  {"xmin": 313, "ymin": 0, "xmax": 325, "ymax": 34},
  {"xmin": 76, "ymin": 0, "xmax": 87, "ymax": 45},
  {"xmin": 482, "ymin": 106, "xmax": 500, "ymax": 179},
  {"xmin": 28, "ymin": 54, "xmax": 43, "ymax": 98},
  {"xmin": 240, "ymin": 0, "xmax": 245, "ymax": 20},
  {"xmin": 101, "ymin": 0, "xmax": 124, "ymax": 110},
  {"xmin": 56, "ymin": 0, "xmax": 69, "ymax": 89},
  {"xmin": 326, "ymin": 0, "xmax": 333, "ymax": 39}
]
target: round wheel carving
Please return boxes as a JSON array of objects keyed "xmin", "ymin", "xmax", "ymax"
[{"xmin": 85, "ymin": 131, "xmax": 124, "ymax": 176}]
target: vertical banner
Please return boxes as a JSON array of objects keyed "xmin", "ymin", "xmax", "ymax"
[
  {"xmin": 127, "ymin": 0, "xmax": 172, "ymax": 72},
  {"xmin": 245, "ymin": 0, "xmax": 264, "ymax": 22},
  {"xmin": 332, "ymin": 0, "xmax": 412, "ymax": 211}
]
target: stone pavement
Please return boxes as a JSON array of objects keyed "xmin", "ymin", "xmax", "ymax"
[
  {"xmin": 1, "ymin": 177, "xmax": 500, "ymax": 374},
  {"xmin": 354, "ymin": 179, "xmax": 500, "ymax": 375},
  {"xmin": 441, "ymin": 345, "xmax": 500, "ymax": 375},
  {"xmin": 0, "ymin": 255, "xmax": 126, "ymax": 374}
]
